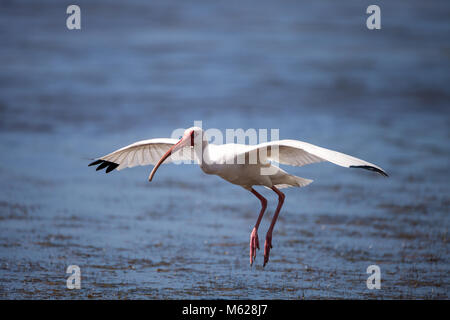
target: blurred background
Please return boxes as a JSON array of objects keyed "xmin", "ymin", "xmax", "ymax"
[{"xmin": 0, "ymin": 0, "xmax": 448, "ymax": 298}]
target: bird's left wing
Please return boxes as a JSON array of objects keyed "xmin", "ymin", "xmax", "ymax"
[
  {"xmin": 88, "ymin": 138, "xmax": 195, "ymax": 173},
  {"xmin": 231, "ymin": 139, "xmax": 388, "ymax": 176}
]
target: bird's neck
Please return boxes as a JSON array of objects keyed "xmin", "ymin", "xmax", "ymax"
[{"xmin": 195, "ymin": 139, "xmax": 211, "ymax": 167}]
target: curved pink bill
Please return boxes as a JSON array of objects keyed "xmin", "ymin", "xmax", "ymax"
[{"xmin": 148, "ymin": 131, "xmax": 193, "ymax": 181}]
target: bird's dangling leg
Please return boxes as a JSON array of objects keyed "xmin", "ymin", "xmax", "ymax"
[
  {"xmin": 264, "ymin": 186, "xmax": 285, "ymax": 267},
  {"xmin": 249, "ymin": 188, "xmax": 268, "ymax": 266}
]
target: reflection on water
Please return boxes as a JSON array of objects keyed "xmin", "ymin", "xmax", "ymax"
[{"xmin": 0, "ymin": 0, "xmax": 449, "ymax": 299}]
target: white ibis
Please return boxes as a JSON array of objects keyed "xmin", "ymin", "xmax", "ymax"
[{"xmin": 89, "ymin": 126, "xmax": 388, "ymax": 266}]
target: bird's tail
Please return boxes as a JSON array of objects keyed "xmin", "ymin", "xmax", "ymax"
[
  {"xmin": 273, "ymin": 174, "xmax": 313, "ymax": 189},
  {"xmin": 293, "ymin": 175, "xmax": 314, "ymax": 187}
]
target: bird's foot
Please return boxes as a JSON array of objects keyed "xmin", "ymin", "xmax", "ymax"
[
  {"xmin": 249, "ymin": 227, "xmax": 260, "ymax": 266},
  {"xmin": 263, "ymin": 233, "xmax": 273, "ymax": 267}
]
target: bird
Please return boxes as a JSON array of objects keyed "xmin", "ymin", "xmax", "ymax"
[{"xmin": 89, "ymin": 126, "xmax": 388, "ymax": 266}]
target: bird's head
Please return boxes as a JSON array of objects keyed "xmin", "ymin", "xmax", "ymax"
[
  {"xmin": 148, "ymin": 126, "xmax": 203, "ymax": 181},
  {"xmin": 186, "ymin": 126, "xmax": 203, "ymax": 146}
]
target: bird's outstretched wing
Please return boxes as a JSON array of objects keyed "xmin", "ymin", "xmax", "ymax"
[
  {"xmin": 231, "ymin": 139, "xmax": 388, "ymax": 176},
  {"xmin": 88, "ymin": 138, "xmax": 195, "ymax": 173}
]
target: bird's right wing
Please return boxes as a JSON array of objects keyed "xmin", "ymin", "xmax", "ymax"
[
  {"xmin": 88, "ymin": 138, "xmax": 196, "ymax": 173},
  {"xmin": 231, "ymin": 139, "xmax": 388, "ymax": 176}
]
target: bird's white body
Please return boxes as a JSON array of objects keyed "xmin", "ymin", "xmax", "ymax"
[
  {"xmin": 197, "ymin": 143, "xmax": 312, "ymax": 190},
  {"xmin": 90, "ymin": 126, "xmax": 387, "ymax": 266}
]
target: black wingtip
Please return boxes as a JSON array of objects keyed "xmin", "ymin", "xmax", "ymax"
[
  {"xmin": 89, "ymin": 160, "xmax": 119, "ymax": 173},
  {"xmin": 96, "ymin": 161, "xmax": 109, "ymax": 171},
  {"xmin": 105, "ymin": 162, "xmax": 119, "ymax": 173},
  {"xmin": 88, "ymin": 160, "xmax": 103, "ymax": 167},
  {"xmin": 350, "ymin": 165, "xmax": 389, "ymax": 177}
]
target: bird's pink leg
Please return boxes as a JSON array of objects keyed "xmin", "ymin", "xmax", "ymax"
[
  {"xmin": 264, "ymin": 186, "xmax": 285, "ymax": 267},
  {"xmin": 249, "ymin": 188, "xmax": 267, "ymax": 266}
]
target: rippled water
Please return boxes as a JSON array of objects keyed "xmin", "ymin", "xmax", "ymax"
[{"xmin": 0, "ymin": 0, "xmax": 449, "ymax": 299}]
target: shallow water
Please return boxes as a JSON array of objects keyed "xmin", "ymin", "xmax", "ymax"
[{"xmin": 0, "ymin": 0, "xmax": 449, "ymax": 299}]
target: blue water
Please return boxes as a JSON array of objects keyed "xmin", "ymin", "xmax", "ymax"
[{"xmin": 0, "ymin": 0, "xmax": 449, "ymax": 299}]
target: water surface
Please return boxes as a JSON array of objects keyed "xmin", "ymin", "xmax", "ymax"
[{"xmin": 0, "ymin": 0, "xmax": 449, "ymax": 299}]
